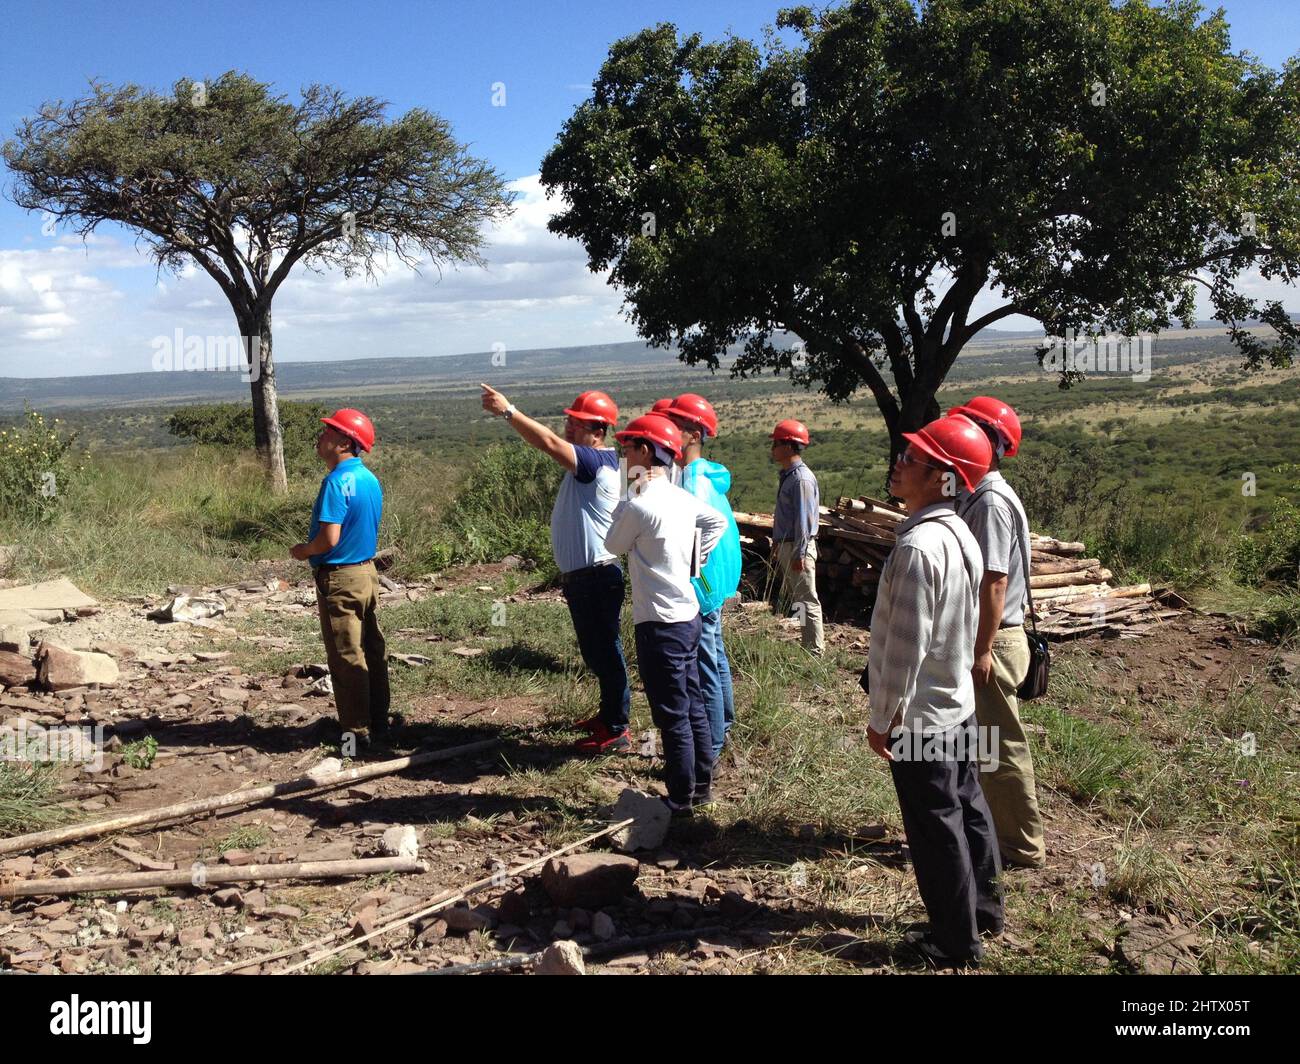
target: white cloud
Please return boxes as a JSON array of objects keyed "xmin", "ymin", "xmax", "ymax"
[
  {"xmin": 0, "ymin": 174, "xmax": 637, "ymax": 377},
  {"xmin": 1, "ymin": 174, "xmax": 1294, "ymax": 377}
]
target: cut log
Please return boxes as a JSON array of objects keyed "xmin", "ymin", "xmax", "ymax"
[
  {"xmin": 1108, "ymin": 583, "xmax": 1153, "ymax": 599},
  {"xmin": 821, "ymin": 525, "xmax": 896, "ymax": 549},
  {"xmin": 1029, "ymin": 557, "xmax": 1102, "ymax": 575},
  {"xmin": 1030, "ymin": 568, "xmax": 1113, "ymax": 589},
  {"xmin": 1028, "ymin": 535, "xmax": 1087, "ymax": 554},
  {"xmin": 1032, "ymin": 583, "xmax": 1113, "ymax": 602}
]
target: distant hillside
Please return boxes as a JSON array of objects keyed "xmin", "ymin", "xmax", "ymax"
[
  {"xmin": 0, "ymin": 340, "xmax": 709, "ymax": 413},
  {"xmin": 0, "ymin": 321, "xmax": 1263, "ymax": 414}
]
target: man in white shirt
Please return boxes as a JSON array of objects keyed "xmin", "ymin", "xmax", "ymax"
[
  {"xmin": 605, "ymin": 413, "xmax": 729, "ymax": 816},
  {"xmin": 865, "ymin": 414, "xmax": 1003, "ymax": 967}
]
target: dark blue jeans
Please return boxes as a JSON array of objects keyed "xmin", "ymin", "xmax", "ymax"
[
  {"xmin": 562, "ymin": 563, "xmax": 631, "ymax": 733},
  {"xmin": 635, "ymin": 615, "xmax": 713, "ymax": 806}
]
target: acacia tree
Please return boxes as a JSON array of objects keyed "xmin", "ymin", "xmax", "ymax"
[
  {"xmin": 5, "ymin": 72, "xmax": 513, "ymax": 491},
  {"xmin": 541, "ymin": 0, "xmax": 1300, "ymax": 460}
]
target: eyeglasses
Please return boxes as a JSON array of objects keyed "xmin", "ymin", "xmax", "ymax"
[{"xmin": 896, "ymin": 450, "xmax": 949, "ymax": 473}]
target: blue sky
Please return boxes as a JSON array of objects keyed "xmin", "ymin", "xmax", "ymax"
[{"xmin": 0, "ymin": 0, "xmax": 1296, "ymax": 378}]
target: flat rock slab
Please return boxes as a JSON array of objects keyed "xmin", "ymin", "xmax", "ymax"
[
  {"xmin": 1116, "ymin": 915, "xmax": 1201, "ymax": 975},
  {"xmin": 0, "ymin": 580, "xmax": 97, "ymax": 612},
  {"xmin": 0, "ymin": 610, "xmax": 51, "ymax": 631},
  {"xmin": 37, "ymin": 644, "xmax": 119, "ymax": 691}
]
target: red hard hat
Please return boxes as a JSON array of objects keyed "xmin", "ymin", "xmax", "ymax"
[
  {"xmin": 770, "ymin": 419, "xmax": 811, "ymax": 446},
  {"xmin": 666, "ymin": 393, "xmax": 718, "ymax": 437},
  {"xmin": 563, "ymin": 390, "xmax": 619, "ymax": 427},
  {"xmin": 321, "ymin": 408, "xmax": 375, "ymax": 452},
  {"xmin": 651, "ymin": 398, "xmax": 674, "ymax": 413},
  {"xmin": 615, "ymin": 413, "xmax": 684, "ymax": 460},
  {"xmin": 902, "ymin": 414, "xmax": 992, "ymax": 492},
  {"xmin": 947, "ymin": 396, "xmax": 1022, "ymax": 457}
]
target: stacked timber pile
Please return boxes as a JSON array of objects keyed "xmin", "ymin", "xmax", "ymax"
[{"xmin": 733, "ymin": 496, "xmax": 1181, "ymax": 639}]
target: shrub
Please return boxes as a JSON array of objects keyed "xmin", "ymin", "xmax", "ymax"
[
  {"xmin": 1093, "ymin": 488, "xmax": 1232, "ymax": 588},
  {"xmin": 437, "ymin": 443, "xmax": 563, "ymax": 574},
  {"xmin": 165, "ymin": 401, "xmax": 328, "ymax": 472},
  {"xmin": 1007, "ymin": 439, "xmax": 1106, "ymax": 535},
  {"xmin": 1234, "ymin": 487, "xmax": 1300, "ymax": 590},
  {"xmin": 0, "ymin": 407, "xmax": 83, "ymax": 524}
]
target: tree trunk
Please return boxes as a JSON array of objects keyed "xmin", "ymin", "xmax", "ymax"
[
  {"xmin": 245, "ymin": 308, "xmax": 288, "ymax": 494},
  {"xmin": 885, "ymin": 384, "xmax": 941, "ymax": 470}
]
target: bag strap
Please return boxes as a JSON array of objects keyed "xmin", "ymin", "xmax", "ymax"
[
  {"xmin": 914, "ymin": 512, "xmax": 981, "ymax": 600},
  {"xmin": 959, "ymin": 482, "xmax": 1040, "ymax": 638}
]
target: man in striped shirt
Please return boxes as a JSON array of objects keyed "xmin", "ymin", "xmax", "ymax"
[{"xmin": 865, "ymin": 414, "xmax": 1003, "ymax": 967}]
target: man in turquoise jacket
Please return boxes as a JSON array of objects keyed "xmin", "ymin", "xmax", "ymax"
[{"xmin": 665, "ymin": 394, "xmax": 741, "ymax": 766}]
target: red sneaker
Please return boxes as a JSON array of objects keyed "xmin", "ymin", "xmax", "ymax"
[{"xmin": 574, "ymin": 722, "xmax": 631, "ymax": 755}]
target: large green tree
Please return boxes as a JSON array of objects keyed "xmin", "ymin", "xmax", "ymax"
[
  {"xmin": 542, "ymin": 0, "xmax": 1300, "ymax": 459},
  {"xmin": 5, "ymin": 72, "xmax": 513, "ymax": 491}
]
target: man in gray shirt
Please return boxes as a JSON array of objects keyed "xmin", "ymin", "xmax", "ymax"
[
  {"xmin": 770, "ymin": 419, "xmax": 824, "ymax": 655},
  {"xmin": 951, "ymin": 396, "xmax": 1046, "ymax": 869}
]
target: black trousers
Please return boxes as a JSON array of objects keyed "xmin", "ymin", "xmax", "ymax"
[
  {"xmin": 561, "ymin": 564, "xmax": 631, "ymax": 731},
  {"xmin": 889, "ymin": 713, "xmax": 1004, "ymax": 960}
]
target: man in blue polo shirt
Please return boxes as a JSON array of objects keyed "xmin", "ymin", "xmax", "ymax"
[
  {"xmin": 481, "ymin": 383, "xmax": 631, "ymax": 753},
  {"xmin": 290, "ymin": 408, "xmax": 389, "ymax": 750}
]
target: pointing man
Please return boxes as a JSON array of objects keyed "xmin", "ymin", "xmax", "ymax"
[{"xmin": 481, "ymin": 384, "xmax": 632, "ymax": 753}]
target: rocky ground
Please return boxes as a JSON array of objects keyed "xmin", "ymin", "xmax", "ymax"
[{"xmin": 0, "ymin": 561, "xmax": 1295, "ymax": 975}]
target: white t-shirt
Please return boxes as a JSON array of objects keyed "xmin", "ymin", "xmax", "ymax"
[{"xmin": 604, "ymin": 472, "xmax": 728, "ymax": 625}]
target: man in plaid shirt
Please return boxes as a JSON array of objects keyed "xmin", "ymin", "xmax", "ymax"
[{"xmin": 865, "ymin": 414, "xmax": 1004, "ymax": 967}]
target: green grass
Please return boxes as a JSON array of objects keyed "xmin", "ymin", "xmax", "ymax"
[
  {"xmin": 216, "ymin": 825, "xmax": 271, "ymax": 855},
  {"xmin": 0, "ymin": 761, "xmax": 71, "ymax": 837}
]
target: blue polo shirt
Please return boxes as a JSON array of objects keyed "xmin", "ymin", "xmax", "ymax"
[
  {"xmin": 309, "ymin": 457, "xmax": 382, "ymax": 568},
  {"xmin": 550, "ymin": 445, "xmax": 621, "ymax": 574}
]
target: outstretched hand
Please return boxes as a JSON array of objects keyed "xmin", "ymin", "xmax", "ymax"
[{"xmin": 480, "ymin": 382, "xmax": 510, "ymax": 417}]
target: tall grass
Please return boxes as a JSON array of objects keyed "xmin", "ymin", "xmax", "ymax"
[{"xmin": 0, "ymin": 443, "xmax": 464, "ymax": 596}]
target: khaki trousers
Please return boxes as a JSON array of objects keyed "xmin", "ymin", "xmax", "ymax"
[
  {"xmin": 973, "ymin": 625, "xmax": 1046, "ymax": 866},
  {"xmin": 314, "ymin": 561, "xmax": 390, "ymax": 733},
  {"xmin": 775, "ymin": 540, "xmax": 825, "ymax": 653}
]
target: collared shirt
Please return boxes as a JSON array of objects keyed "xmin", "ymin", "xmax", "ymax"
[
  {"xmin": 604, "ymin": 472, "xmax": 729, "ymax": 625},
  {"xmin": 550, "ymin": 445, "xmax": 622, "ymax": 574},
  {"xmin": 866, "ymin": 501, "xmax": 984, "ymax": 734},
  {"xmin": 955, "ymin": 471, "xmax": 1031, "ymax": 626},
  {"xmin": 772, "ymin": 459, "xmax": 819, "ymax": 557},
  {"xmin": 308, "ymin": 457, "xmax": 382, "ymax": 568}
]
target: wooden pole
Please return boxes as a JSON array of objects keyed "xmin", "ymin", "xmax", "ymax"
[
  {"xmin": 269, "ymin": 818, "xmax": 635, "ymax": 975},
  {"xmin": 0, "ymin": 738, "xmax": 501, "ymax": 856},
  {"xmin": 0, "ymin": 856, "xmax": 425, "ymax": 898}
]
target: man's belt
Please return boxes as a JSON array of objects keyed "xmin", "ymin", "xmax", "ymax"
[
  {"xmin": 314, "ymin": 558, "xmax": 374, "ymax": 575},
  {"xmin": 559, "ymin": 560, "xmax": 618, "ymax": 585}
]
